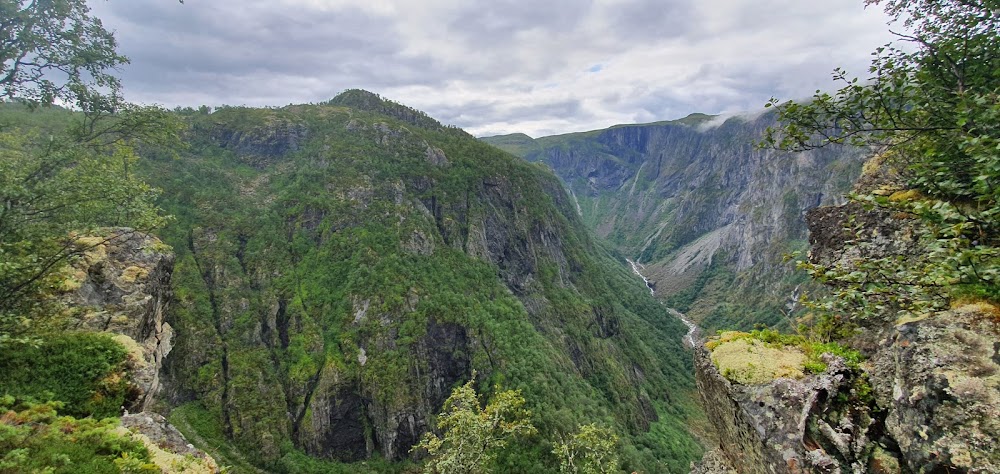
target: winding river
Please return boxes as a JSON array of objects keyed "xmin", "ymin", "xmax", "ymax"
[{"xmin": 626, "ymin": 258, "xmax": 699, "ymax": 347}]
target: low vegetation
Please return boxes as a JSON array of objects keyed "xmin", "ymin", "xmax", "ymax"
[
  {"xmin": 0, "ymin": 397, "xmax": 156, "ymax": 474},
  {"xmin": 0, "ymin": 332, "xmax": 133, "ymax": 419},
  {"xmin": 707, "ymin": 329, "xmax": 863, "ymax": 385}
]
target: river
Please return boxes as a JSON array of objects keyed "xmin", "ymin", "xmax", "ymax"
[{"xmin": 626, "ymin": 258, "xmax": 699, "ymax": 347}]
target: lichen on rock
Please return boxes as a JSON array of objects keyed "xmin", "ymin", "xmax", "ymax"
[{"xmin": 60, "ymin": 228, "xmax": 176, "ymax": 412}]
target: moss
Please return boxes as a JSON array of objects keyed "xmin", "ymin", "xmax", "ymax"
[
  {"xmin": 704, "ymin": 330, "xmax": 751, "ymax": 351},
  {"xmin": 120, "ymin": 265, "xmax": 150, "ymax": 283},
  {"xmin": 888, "ymin": 189, "xmax": 923, "ymax": 202},
  {"xmin": 707, "ymin": 328, "xmax": 865, "ymax": 384},
  {"xmin": 55, "ymin": 266, "xmax": 88, "ymax": 292},
  {"xmin": 111, "ymin": 334, "xmax": 149, "ymax": 369},
  {"xmin": 75, "ymin": 235, "xmax": 107, "ymax": 247},
  {"xmin": 148, "ymin": 241, "xmax": 173, "ymax": 253},
  {"xmin": 951, "ymin": 299, "xmax": 1000, "ymax": 320},
  {"xmin": 868, "ymin": 445, "xmax": 902, "ymax": 474},
  {"xmin": 710, "ymin": 338, "xmax": 808, "ymax": 384}
]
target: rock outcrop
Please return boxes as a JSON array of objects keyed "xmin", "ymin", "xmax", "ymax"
[
  {"xmin": 120, "ymin": 412, "xmax": 219, "ymax": 473},
  {"xmin": 695, "ymin": 342, "xmax": 889, "ymax": 473},
  {"xmin": 63, "ymin": 228, "xmax": 175, "ymax": 412},
  {"xmin": 694, "ymin": 168, "xmax": 1000, "ymax": 473},
  {"xmin": 805, "ymin": 199, "xmax": 1000, "ymax": 472},
  {"xmin": 59, "ymin": 228, "xmax": 219, "ymax": 472},
  {"xmin": 209, "ymin": 115, "xmax": 309, "ymax": 169}
]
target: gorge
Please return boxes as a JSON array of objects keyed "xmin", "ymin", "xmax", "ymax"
[{"xmin": 2, "ymin": 1, "xmax": 996, "ymax": 471}]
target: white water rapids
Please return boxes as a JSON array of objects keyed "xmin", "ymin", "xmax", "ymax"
[{"xmin": 626, "ymin": 258, "xmax": 699, "ymax": 347}]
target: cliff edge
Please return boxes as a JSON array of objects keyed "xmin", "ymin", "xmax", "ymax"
[{"xmin": 693, "ymin": 184, "xmax": 1000, "ymax": 473}]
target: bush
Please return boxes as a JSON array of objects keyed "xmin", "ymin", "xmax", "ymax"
[
  {"xmin": 0, "ymin": 332, "xmax": 132, "ymax": 418},
  {"xmin": 0, "ymin": 397, "xmax": 155, "ymax": 474}
]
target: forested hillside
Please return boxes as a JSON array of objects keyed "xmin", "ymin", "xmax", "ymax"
[
  {"xmin": 131, "ymin": 90, "xmax": 702, "ymax": 473},
  {"xmin": 484, "ymin": 114, "xmax": 865, "ymax": 331}
]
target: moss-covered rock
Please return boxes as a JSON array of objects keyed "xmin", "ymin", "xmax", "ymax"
[{"xmin": 709, "ymin": 337, "xmax": 807, "ymax": 385}]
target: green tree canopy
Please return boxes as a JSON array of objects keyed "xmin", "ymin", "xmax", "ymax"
[
  {"xmin": 764, "ymin": 0, "xmax": 999, "ymax": 319},
  {"xmin": 0, "ymin": 0, "xmax": 128, "ymax": 110},
  {"xmin": 552, "ymin": 423, "xmax": 621, "ymax": 474},
  {"xmin": 0, "ymin": 0, "xmax": 182, "ymax": 344},
  {"xmin": 412, "ymin": 376, "xmax": 536, "ymax": 474}
]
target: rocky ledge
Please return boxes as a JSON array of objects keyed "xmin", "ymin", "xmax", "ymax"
[
  {"xmin": 693, "ymin": 196, "xmax": 1000, "ymax": 473},
  {"xmin": 60, "ymin": 228, "xmax": 219, "ymax": 472}
]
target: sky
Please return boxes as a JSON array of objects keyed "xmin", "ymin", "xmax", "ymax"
[{"xmin": 87, "ymin": 0, "xmax": 897, "ymax": 137}]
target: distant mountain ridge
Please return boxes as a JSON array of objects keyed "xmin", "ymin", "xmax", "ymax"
[{"xmin": 483, "ymin": 111, "xmax": 865, "ymax": 330}]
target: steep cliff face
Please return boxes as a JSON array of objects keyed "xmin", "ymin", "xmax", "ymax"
[
  {"xmin": 694, "ymin": 342, "xmax": 888, "ymax": 473},
  {"xmin": 62, "ymin": 228, "xmax": 176, "ymax": 412},
  {"xmin": 146, "ymin": 91, "xmax": 700, "ymax": 472},
  {"xmin": 57, "ymin": 228, "xmax": 219, "ymax": 472},
  {"xmin": 804, "ymin": 202, "xmax": 1000, "ymax": 473},
  {"xmin": 485, "ymin": 114, "xmax": 864, "ymax": 330},
  {"xmin": 692, "ymin": 185, "xmax": 1000, "ymax": 473}
]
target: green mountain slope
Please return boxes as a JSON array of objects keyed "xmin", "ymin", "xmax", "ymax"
[
  {"xmin": 483, "ymin": 113, "xmax": 864, "ymax": 331},
  {"xmin": 124, "ymin": 91, "xmax": 702, "ymax": 472}
]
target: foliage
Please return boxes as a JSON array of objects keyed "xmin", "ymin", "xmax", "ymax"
[
  {"xmin": 0, "ymin": 396, "xmax": 156, "ymax": 474},
  {"xmin": 552, "ymin": 423, "xmax": 620, "ymax": 474},
  {"xmin": 0, "ymin": 332, "xmax": 132, "ymax": 419},
  {"xmin": 413, "ymin": 377, "xmax": 536, "ymax": 474},
  {"xmin": 0, "ymin": 0, "xmax": 127, "ymax": 109},
  {"xmin": 0, "ymin": 0, "xmax": 184, "ymax": 345},
  {"xmin": 664, "ymin": 256, "xmax": 733, "ymax": 313},
  {"xmin": 762, "ymin": 0, "xmax": 1000, "ymax": 323},
  {"xmin": 131, "ymin": 94, "xmax": 703, "ymax": 473},
  {"xmin": 0, "ymin": 115, "xmax": 177, "ymax": 343}
]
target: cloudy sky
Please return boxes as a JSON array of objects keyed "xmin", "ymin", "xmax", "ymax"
[{"xmin": 87, "ymin": 0, "xmax": 896, "ymax": 137}]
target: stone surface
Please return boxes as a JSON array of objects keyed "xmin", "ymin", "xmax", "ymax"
[
  {"xmin": 690, "ymin": 448, "xmax": 738, "ymax": 474},
  {"xmin": 697, "ymin": 163, "xmax": 1000, "ymax": 473},
  {"xmin": 872, "ymin": 305, "xmax": 1000, "ymax": 472},
  {"xmin": 63, "ymin": 228, "xmax": 175, "ymax": 412},
  {"xmin": 211, "ymin": 117, "xmax": 308, "ymax": 169},
  {"xmin": 695, "ymin": 344, "xmax": 882, "ymax": 474},
  {"xmin": 120, "ymin": 412, "xmax": 218, "ymax": 473},
  {"xmin": 56, "ymin": 229, "xmax": 218, "ymax": 471}
]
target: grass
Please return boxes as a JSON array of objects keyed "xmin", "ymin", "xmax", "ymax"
[{"xmin": 706, "ymin": 329, "xmax": 864, "ymax": 384}]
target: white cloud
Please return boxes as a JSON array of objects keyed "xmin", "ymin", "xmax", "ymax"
[{"xmin": 87, "ymin": 0, "xmax": 895, "ymax": 137}]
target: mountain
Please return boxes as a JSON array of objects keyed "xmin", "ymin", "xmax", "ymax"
[
  {"xmin": 127, "ymin": 90, "xmax": 702, "ymax": 472},
  {"xmin": 483, "ymin": 112, "xmax": 865, "ymax": 330}
]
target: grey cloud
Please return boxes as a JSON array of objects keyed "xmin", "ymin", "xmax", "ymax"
[
  {"xmin": 429, "ymin": 97, "xmax": 589, "ymax": 131},
  {"xmin": 84, "ymin": 0, "xmax": 893, "ymax": 136},
  {"xmin": 447, "ymin": 0, "xmax": 593, "ymax": 45},
  {"xmin": 94, "ymin": 1, "xmax": 443, "ymax": 104},
  {"xmin": 605, "ymin": 0, "xmax": 696, "ymax": 41}
]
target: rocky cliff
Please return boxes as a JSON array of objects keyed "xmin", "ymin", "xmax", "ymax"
[
  {"xmin": 59, "ymin": 228, "xmax": 219, "ymax": 473},
  {"xmin": 62, "ymin": 228, "xmax": 176, "ymax": 412},
  {"xmin": 692, "ymin": 173, "xmax": 1000, "ymax": 473},
  {"xmin": 143, "ymin": 90, "xmax": 701, "ymax": 472},
  {"xmin": 484, "ymin": 113, "xmax": 864, "ymax": 330}
]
